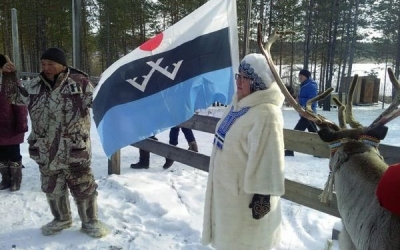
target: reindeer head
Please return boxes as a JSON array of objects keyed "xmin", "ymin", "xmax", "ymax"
[{"xmin": 256, "ymin": 23, "xmax": 400, "ymax": 150}]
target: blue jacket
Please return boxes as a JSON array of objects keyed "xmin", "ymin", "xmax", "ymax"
[{"xmin": 298, "ymin": 78, "xmax": 318, "ymax": 113}]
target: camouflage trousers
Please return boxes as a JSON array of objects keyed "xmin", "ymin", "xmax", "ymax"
[{"xmin": 39, "ymin": 163, "xmax": 97, "ymax": 200}]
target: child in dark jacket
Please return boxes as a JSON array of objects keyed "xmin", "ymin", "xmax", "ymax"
[{"xmin": 0, "ymin": 54, "xmax": 29, "ymax": 191}]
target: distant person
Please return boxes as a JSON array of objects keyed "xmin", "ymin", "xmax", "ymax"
[
  {"xmin": 285, "ymin": 69, "xmax": 318, "ymax": 157},
  {"xmin": 1, "ymin": 48, "xmax": 109, "ymax": 237},
  {"xmin": 0, "ymin": 54, "xmax": 28, "ymax": 191},
  {"xmin": 130, "ymin": 129, "xmax": 198, "ymax": 170},
  {"xmin": 130, "ymin": 136, "xmax": 158, "ymax": 169},
  {"xmin": 202, "ymin": 53, "xmax": 285, "ymax": 250},
  {"xmin": 162, "ymin": 127, "xmax": 198, "ymax": 169}
]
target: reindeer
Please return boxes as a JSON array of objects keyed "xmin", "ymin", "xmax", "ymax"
[{"xmin": 256, "ymin": 23, "xmax": 400, "ymax": 250}]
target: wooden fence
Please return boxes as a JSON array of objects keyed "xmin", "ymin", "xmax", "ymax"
[
  {"xmin": 109, "ymin": 114, "xmax": 400, "ymax": 218},
  {"xmin": 19, "ymin": 72, "xmax": 400, "ymax": 219}
]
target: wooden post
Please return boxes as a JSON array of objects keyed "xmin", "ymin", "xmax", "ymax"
[
  {"xmin": 11, "ymin": 9, "xmax": 20, "ymax": 79},
  {"xmin": 108, "ymin": 151, "xmax": 121, "ymax": 175},
  {"xmin": 72, "ymin": 0, "xmax": 82, "ymax": 68}
]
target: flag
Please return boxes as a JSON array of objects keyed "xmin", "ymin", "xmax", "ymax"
[{"xmin": 93, "ymin": 0, "xmax": 239, "ymax": 158}]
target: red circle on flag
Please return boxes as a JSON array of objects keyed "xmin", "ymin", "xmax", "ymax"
[{"xmin": 140, "ymin": 33, "xmax": 163, "ymax": 51}]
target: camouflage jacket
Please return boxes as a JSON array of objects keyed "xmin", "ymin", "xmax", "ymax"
[{"xmin": 2, "ymin": 67, "xmax": 93, "ymax": 170}]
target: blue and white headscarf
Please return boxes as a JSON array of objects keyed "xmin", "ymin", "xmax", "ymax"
[{"xmin": 238, "ymin": 53, "xmax": 275, "ymax": 92}]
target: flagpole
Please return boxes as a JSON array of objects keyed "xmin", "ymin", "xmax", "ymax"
[{"xmin": 242, "ymin": 0, "xmax": 252, "ymax": 58}]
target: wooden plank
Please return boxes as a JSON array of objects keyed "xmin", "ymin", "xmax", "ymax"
[
  {"xmin": 182, "ymin": 115, "xmax": 400, "ymax": 163},
  {"xmin": 132, "ymin": 139, "xmax": 210, "ymax": 172},
  {"xmin": 180, "ymin": 115, "xmax": 331, "ymax": 157},
  {"xmin": 179, "ymin": 115, "xmax": 219, "ymax": 134},
  {"xmin": 361, "ymin": 77, "xmax": 374, "ymax": 103},
  {"xmin": 380, "ymin": 144, "xmax": 400, "ymax": 165},
  {"xmin": 354, "ymin": 77, "xmax": 362, "ymax": 104},
  {"xmin": 282, "ymin": 128, "xmax": 400, "ymax": 163},
  {"xmin": 132, "ymin": 138, "xmax": 341, "ymax": 217},
  {"xmin": 373, "ymin": 78, "xmax": 380, "ymax": 103},
  {"xmin": 108, "ymin": 150, "xmax": 120, "ymax": 175},
  {"xmin": 283, "ymin": 129, "xmax": 330, "ymax": 158},
  {"xmin": 114, "ymin": 113, "xmax": 399, "ymax": 218},
  {"xmin": 283, "ymin": 179, "xmax": 340, "ymax": 218}
]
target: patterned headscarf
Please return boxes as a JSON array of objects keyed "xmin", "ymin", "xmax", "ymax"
[{"xmin": 238, "ymin": 53, "xmax": 275, "ymax": 92}]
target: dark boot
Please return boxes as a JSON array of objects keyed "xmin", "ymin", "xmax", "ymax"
[
  {"xmin": 41, "ymin": 195, "xmax": 73, "ymax": 235},
  {"xmin": 285, "ymin": 150, "xmax": 294, "ymax": 156},
  {"xmin": 188, "ymin": 141, "xmax": 198, "ymax": 152},
  {"xmin": 0, "ymin": 161, "xmax": 10, "ymax": 190},
  {"xmin": 163, "ymin": 158, "xmax": 174, "ymax": 170},
  {"xmin": 9, "ymin": 161, "xmax": 22, "ymax": 191},
  {"xmin": 76, "ymin": 194, "xmax": 109, "ymax": 238},
  {"xmin": 130, "ymin": 149, "xmax": 150, "ymax": 169}
]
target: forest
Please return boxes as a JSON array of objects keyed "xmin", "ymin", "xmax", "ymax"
[{"xmin": 0, "ymin": 0, "xmax": 399, "ymax": 95}]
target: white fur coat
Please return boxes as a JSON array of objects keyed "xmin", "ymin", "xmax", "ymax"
[{"xmin": 202, "ymin": 83, "xmax": 285, "ymax": 250}]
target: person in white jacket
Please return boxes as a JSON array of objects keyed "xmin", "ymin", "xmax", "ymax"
[{"xmin": 202, "ymin": 53, "xmax": 285, "ymax": 250}]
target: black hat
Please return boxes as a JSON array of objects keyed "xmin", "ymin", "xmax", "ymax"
[
  {"xmin": 0, "ymin": 54, "xmax": 7, "ymax": 68},
  {"xmin": 40, "ymin": 47, "xmax": 67, "ymax": 66},
  {"xmin": 299, "ymin": 69, "xmax": 311, "ymax": 79}
]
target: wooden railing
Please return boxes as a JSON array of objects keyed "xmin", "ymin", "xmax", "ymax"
[
  {"xmin": 19, "ymin": 72, "xmax": 399, "ymax": 219},
  {"xmin": 108, "ymin": 114, "xmax": 400, "ymax": 218},
  {"xmin": 109, "ymin": 114, "xmax": 400, "ymax": 218}
]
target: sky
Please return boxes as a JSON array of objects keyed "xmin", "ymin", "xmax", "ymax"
[{"xmin": 0, "ymin": 104, "xmax": 399, "ymax": 250}]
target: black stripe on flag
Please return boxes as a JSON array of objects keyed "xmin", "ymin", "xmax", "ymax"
[{"xmin": 93, "ymin": 28, "xmax": 232, "ymax": 124}]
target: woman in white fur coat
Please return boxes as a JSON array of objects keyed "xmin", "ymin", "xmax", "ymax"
[{"xmin": 202, "ymin": 53, "xmax": 285, "ymax": 250}]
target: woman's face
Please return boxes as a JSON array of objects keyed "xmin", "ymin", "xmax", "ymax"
[{"xmin": 235, "ymin": 72, "xmax": 252, "ymax": 101}]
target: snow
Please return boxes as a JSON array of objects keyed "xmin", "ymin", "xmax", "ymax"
[{"xmin": 1, "ymin": 104, "xmax": 399, "ymax": 250}]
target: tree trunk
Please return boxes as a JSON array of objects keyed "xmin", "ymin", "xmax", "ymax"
[
  {"xmin": 346, "ymin": 0, "xmax": 360, "ymax": 87},
  {"xmin": 303, "ymin": 0, "xmax": 314, "ymax": 69}
]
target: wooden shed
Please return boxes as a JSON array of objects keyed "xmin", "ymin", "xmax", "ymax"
[{"xmin": 340, "ymin": 76, "xmax": 380, "ymax": 105}]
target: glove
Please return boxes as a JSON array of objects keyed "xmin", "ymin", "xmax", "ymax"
[{"xmin": 249, "ymin": 194, "xmax": 271, "ymax": 220}]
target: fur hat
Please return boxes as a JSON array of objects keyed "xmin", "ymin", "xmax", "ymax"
[
  {"xmin": 299, "ymin": 69, "xmax": 311, "ymax": 79},
  {"xmin": 0, "ymin": 54, "xmax": 7, "ymax": 68},
  {"xmin": 238, "ymin": 53, "xmax": 275, "ymax": 92},
  {"xmin": 40, "ymin": 47, "xmax": 67, "ymax": 66}
]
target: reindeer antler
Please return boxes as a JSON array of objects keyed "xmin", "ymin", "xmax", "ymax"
[
  {"xmin": 331, "ymin": 75, "xmax": 363, "ymax": 129},
  {"xmin": 345, "ymin": 75, "xmax": 363, "ymax": 128},
  {"xmin": 257, "ymin": 23, "xmax": 339, "ymax": 131},
  {"xmin": 368, "ymin": 68, "xmax": 400, "ymax": 129},
  {"xmin": 264, "ymin": 30, "xmax": 295, "ymax": 51}
]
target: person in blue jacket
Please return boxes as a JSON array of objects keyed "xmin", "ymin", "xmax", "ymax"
[
  {"xmin": 285, "ymin": 69, "xmax": 318, "ymax": 156},
  {"xmin": 162, "ymin": 127, "xmax": 198, "ymax": 169}
]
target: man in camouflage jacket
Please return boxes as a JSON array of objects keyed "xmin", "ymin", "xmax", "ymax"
[{"xmin": 1, "ymin": 48, "xmax": 108, "ymax": 238}]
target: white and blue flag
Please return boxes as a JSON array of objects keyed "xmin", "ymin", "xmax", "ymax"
[{"xmin": 93, "ymin": 0, "xmax": 239, "ymax": 157}]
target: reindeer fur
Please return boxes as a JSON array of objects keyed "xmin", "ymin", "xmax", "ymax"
[
  {"xmin": 320, "ymin": 129, "xmax": 400, "ymax": 250},
  {"xmin": 255, "ymin": 22, "xmax": 400, "ymax": 250}
]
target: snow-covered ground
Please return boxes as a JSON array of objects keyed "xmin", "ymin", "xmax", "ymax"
[{"xmin": 1, "ymin": 104, "xmax": 399, "ymax": 250}]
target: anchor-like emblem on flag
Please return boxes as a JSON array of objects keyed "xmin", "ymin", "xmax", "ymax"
[{"xmin": 126, "ymin": 58, "xmax": 183, "ymax": 92}]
